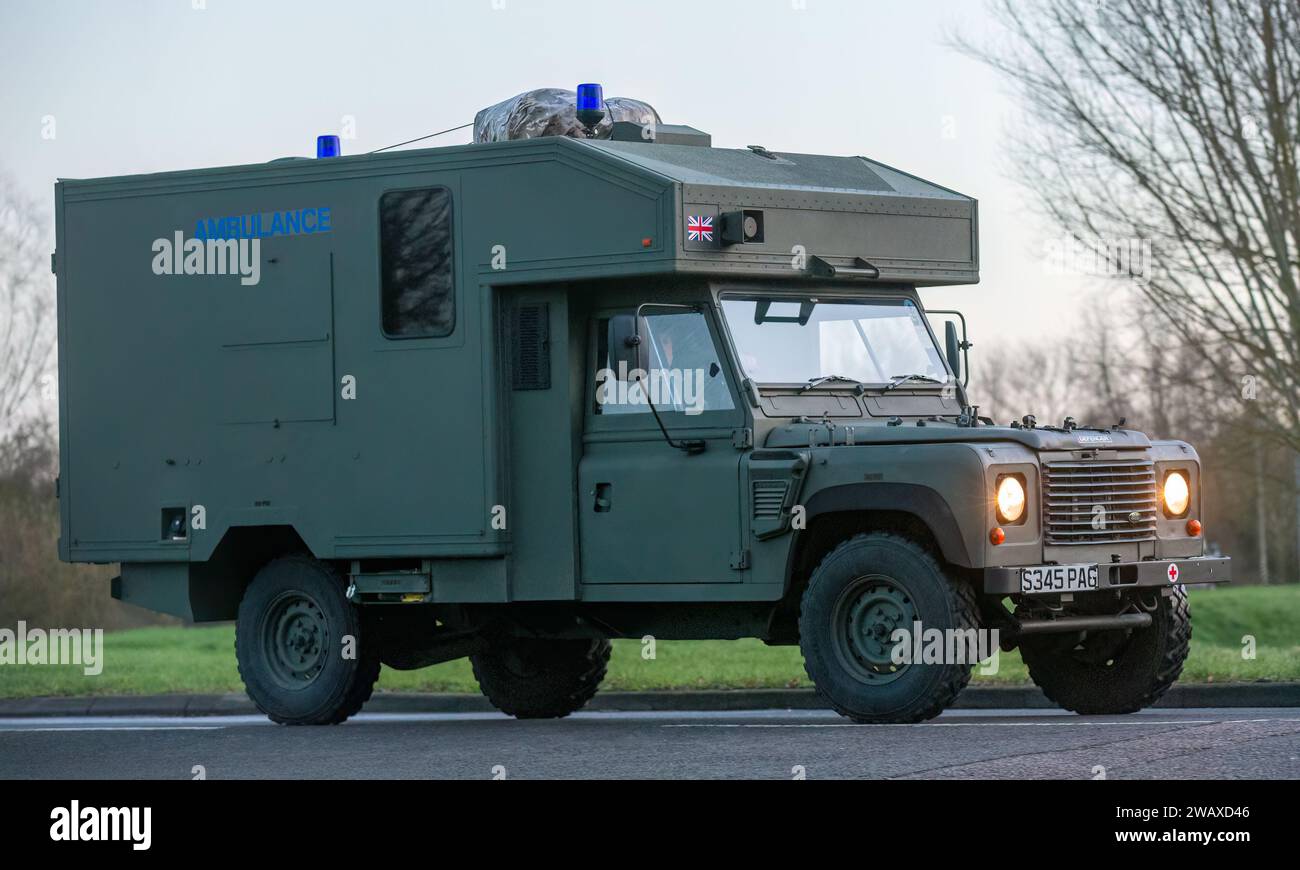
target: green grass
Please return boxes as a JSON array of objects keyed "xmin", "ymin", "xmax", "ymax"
[{"xmin": 1, "ymin": 586, "xmax": 1297, "ymax": 699}]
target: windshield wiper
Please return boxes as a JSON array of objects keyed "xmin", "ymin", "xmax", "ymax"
[
  {"xmin": 800, "ymin": 374, "xmax": 866, "ymax": 394},
  {"xmin": 883, "ymin": 373, "xmax": 944, "ymax": 392}
]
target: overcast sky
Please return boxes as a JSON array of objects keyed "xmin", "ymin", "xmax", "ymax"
[{"xmin": 0, "ymin": 0, "xmax": 1098, "ymax": 351}]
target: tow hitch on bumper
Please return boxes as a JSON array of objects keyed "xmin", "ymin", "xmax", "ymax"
[{"xmin": 983, "ymin": 555, "xmax": 1231, "ymax": 596}]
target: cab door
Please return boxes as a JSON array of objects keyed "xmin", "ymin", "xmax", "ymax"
[{"xmin": 578, "ymin": 305, "xmax": 746, "ymax": 587}]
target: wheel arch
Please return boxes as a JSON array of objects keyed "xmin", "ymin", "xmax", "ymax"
[
  {"xmin": 189, "ymin": 525, "xmax": 314, "ymax": 621},
  {"xmin": 765, "ymin": 484, "xmax": 975, "ymax": 644},
  {"xmin": 797, "ymin": 483, "xmax": 973, "ymax": 568},
  {"xmin": 114, "ymin": 525, "xmax": 315, "ymax": 622}
]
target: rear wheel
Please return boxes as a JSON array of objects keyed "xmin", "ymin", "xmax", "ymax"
[
  {"xmin": 799, "ymin": 533, "xmax": 980, "ymax": 723},
  {"xmin": 1020, "ymin": 586, "xmax": 1191, "ymax": 714},
  {"xmin": 235, "ymin": 555, "xmax": 380, "ymax": 725},
  {"xmin": 471, "ymin": 637, "xmax": 611, "ymax": 719}
]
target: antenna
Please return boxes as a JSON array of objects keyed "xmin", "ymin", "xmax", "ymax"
[{"xmin": 369, "ymin": 122, "xmax": 474, "ymax": 154}]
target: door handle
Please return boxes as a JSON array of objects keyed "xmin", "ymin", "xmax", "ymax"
[{"xmin": 593, "ymin": 482, "xmax": 613, "ymax": 513}]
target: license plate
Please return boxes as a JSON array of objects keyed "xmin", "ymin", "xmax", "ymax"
[{"xmin": 1020, "ymin": 564, "xmax": 1099, "ymax": 594}]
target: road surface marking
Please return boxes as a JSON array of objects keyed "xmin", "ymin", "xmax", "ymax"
[
  {"xmin": 662, "ymin": 719, "xmax": 1228, "ymax": 728},
  {"xmin": 1, "ymin": 725, "xmax": 225, "ymax": 733}
]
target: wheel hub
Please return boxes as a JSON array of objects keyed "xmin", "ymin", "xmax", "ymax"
[
  {"xmin": 263, "ymin": 593, "xmax": 329, "ymax": 687},
  {"xmin": 835, "ymin": 575, "xmax": 917, "ymax": 685}
]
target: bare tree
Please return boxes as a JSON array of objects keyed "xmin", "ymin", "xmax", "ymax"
[
  {"xmin": 977, "ymin": 341, "xmax": 1081, "ymax": 425},
  {"xmin": 956, "ymin": 0, "xmax": 1300, "ymax": 452},
  {"xmin": 0, "ymin": 175, "xmax": 55, "ymax": 431}
]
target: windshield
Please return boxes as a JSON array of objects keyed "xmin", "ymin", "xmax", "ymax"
[{"xmin": 720, "ymin": 296, "xmax": 949, "ymax": 386}]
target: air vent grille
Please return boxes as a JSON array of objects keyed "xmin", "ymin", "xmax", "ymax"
[
  {"xmin": 752, "ymin": 480, "xmax": 789, "ymax": 520},
  {"xmin": 511, "ymin": 302, "xmax": 550, "ymax": 391}
]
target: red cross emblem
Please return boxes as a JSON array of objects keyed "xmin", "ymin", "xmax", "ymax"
[{"xmin": 1167, "ymin": 562, "xmax": 1180, "ymax": 583}]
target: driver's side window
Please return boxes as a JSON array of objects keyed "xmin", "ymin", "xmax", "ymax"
[{"xmin": 593, "ymin": 309, "xmax": 735, "ymax": 416}]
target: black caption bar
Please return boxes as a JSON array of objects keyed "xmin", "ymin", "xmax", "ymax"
[{"xmin": 2, "ymin": 779, "xmax": 1286, "ymax": 857}]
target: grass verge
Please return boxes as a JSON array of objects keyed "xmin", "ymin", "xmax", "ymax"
[{"xmin": 1, "ymin": 585, "xmax": 1296, "ymax": 698}]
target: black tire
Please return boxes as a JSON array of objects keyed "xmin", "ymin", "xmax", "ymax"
[
  {"xmin": 235, "ymin": 555, "xmax": 380, "ymax": 725},
  {"xmin": 471, "ymin": 637, "xmax": 612, "ymax": 719},
  {"xmin": 1020, "ymin": 586, "xmax": 1191, "ymax": 714},
  {"xmin": 799, "ymin": 532, "xmax": 980, "ymax": 724}
]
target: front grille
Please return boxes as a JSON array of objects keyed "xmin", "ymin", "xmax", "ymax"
[{"xmin": 1042, "ymin": 458, "xmax": 1158, "ymax": 546}]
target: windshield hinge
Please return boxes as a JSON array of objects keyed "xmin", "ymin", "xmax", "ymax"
[
  {"xmin": 730, "ymin": 549, "xmax": 751, "ymax": 570},
  {"xmin": 732, "ymin": 427, "xmax": 753, "ymax": 450}
]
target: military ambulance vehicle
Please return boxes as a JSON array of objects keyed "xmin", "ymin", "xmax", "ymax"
[{"xmin": 54, "ymin": 86, "xmax": 1230, "ymax": 724}]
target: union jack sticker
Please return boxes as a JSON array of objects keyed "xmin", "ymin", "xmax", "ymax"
[{"xmin": 687, "ymin": 215, "xmax": 714, "ymax": 242}]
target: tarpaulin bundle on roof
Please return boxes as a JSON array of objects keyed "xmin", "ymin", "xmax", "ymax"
[{"xmin": 473, "ymin": 88, "xmax": 661, "ymax": 143}]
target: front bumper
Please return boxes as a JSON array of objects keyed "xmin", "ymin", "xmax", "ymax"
[{"xmin": 983, "ymin": 555, "xmax": 1231, "ymax": 596}]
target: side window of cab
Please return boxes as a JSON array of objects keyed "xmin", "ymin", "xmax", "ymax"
[{"xmin": 592, "ymin": 307, "xmax": 736, "ymax": 417}]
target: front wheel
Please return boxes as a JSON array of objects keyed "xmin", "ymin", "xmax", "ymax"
[
  {"xmin": 799, "ymin": 533, "xmax": 980, "ymax": 724},
  {"xmin": 1020, "ymin": 586, "xmax": 1191, "ymax": 714}
]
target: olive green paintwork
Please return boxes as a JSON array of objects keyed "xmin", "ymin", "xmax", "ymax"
[{"xmin": 52, "ymin": 133, "xmax": 1216, "ymax": 624}]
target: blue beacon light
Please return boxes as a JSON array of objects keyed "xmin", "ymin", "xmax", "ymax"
[
  {"xmin": 317, "ymin": 135, "xmax": 342, "ymax": 159},
  {"xmin": 575, "ymin": 83, "xmax": 605, "ymax": 131}
]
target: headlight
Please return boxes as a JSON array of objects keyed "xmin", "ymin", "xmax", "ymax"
[
  {"xmin": 996, "ymin": 475, "xmax": 1026, "ymax": 524},
  {"xmin": 1163, "ymin": 470, "xmax": 1190, "ymax": 517}
]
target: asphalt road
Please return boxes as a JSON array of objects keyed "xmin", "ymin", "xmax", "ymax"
[{"xmin": 2, "ymin": 707, "xmax": 1298, "ymax": 779}]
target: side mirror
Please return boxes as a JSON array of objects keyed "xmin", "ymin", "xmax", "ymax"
[
  {"xmin": 928, "ymin": 308, "xmax": 971, "ymax": 389},
  {"xmin": 608, "ymin": 314, "xmax": 649, "ymax": 380},
  {"xmin": 944, "ymin": 320, "xmax": 963, "ymax": 383}
]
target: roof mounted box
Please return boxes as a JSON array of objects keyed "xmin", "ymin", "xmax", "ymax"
[
  {"xmin": 611, "ymin": 121, "xmax": 711, "ymax": 147},
  {"xmin": 585, "ymin": 141, "xmax": 980, "ymax": 286}
]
